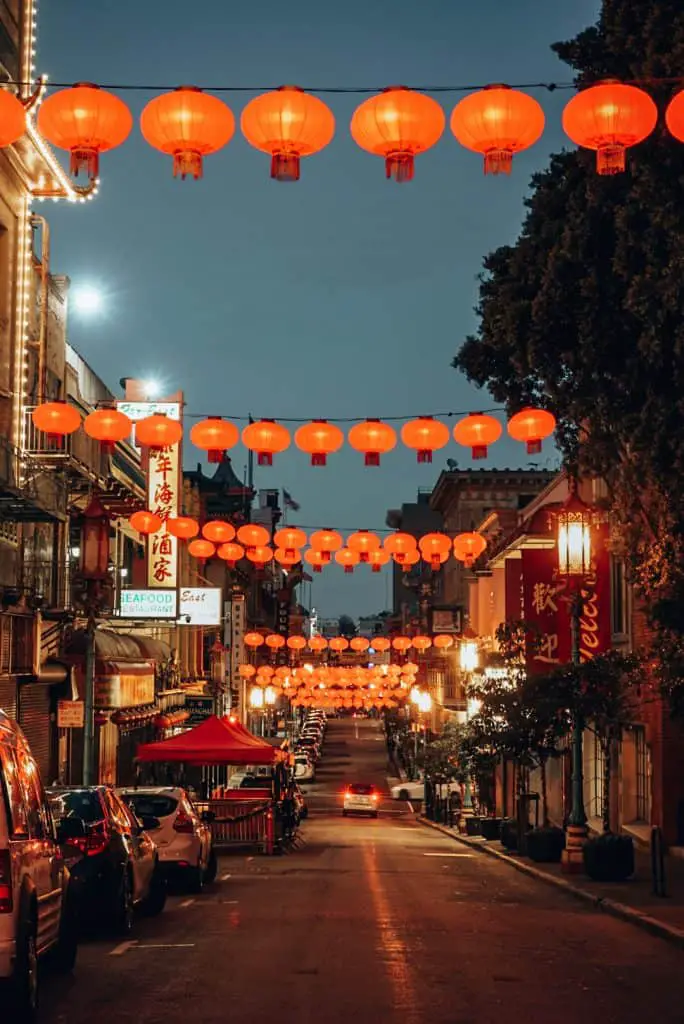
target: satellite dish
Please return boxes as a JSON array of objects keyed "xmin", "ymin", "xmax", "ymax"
[{"xmin": 447, "ymin": 459, "xmax": 458, "ymax": 470}]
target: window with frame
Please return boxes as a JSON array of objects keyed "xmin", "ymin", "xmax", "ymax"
[
  {"xmin": 635, "ymin": 727, "xmax": 649, "ymax": 822},
  {"xmin": 610, "ymin": 557, "xmax": 629, "ymax": 637}
]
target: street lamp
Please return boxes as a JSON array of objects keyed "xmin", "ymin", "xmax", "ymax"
[
  {"xmin": 79, "ymin": 495, "xmax": 111, "ymax": 785},
  {"xmin": 459, "ymin": 627, "xmax": 479, "ymax": 827},
  {"xmin": 459, "ymin": 629, "xmax": 479, "ymax": 673},
  {"xmin": 556, "ymin": 478, "xmax": 593, "ymax": 873}
]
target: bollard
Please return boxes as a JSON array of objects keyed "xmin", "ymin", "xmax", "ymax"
[{"xmin": 651, "ymin": 825, "xmax": 667, "ymax": 897}]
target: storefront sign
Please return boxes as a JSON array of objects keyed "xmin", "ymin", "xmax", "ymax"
[
  {"xmin": 57, "ymin": 700, "xmax": 84, "ymax": 728},
  {"xmin": 119, "ymin": 589, "xmax": 178, "ymax": 619},
  {"xmin": 186, "ymin": 695, "xmax": 214, "ymax": 725},
  {"xmin": 179, "ymin": 587, "xmax": 222, "ymax": 626},
  {"xmin": 146, "ymin": 442, "xmax": 180, "ymax": 588},
  {"xmin": 430, "ymin": 608, "xmax": 462, "ymax": 633},
  {"xmin": 116, "ymin": 400, "xmax": 181, "ymax": 446},
  {"xmin": 228, "ymin": 592, "xmax": 246, "ymax": 713},
  {"xmin": 95, "ymin": 672, "xmax": 155, "ymax": 709}
]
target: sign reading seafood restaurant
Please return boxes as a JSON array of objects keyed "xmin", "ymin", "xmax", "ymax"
[{"xmin": 119, "ymin": 589, "xmax": 178, "ymax": 619}]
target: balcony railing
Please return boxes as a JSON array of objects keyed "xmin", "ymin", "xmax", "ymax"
[
  {"xmin": 24, "ymin": 407, "xmax": 108, "ymax": 482},
  {"xmin": 0, "ymin": 434, "xmax": 66, "ymax": 521}
]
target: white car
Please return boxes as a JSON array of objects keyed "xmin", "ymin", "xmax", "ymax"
[
  {"xmin": 294, "ymin": 754, "xmax": 315, "ymax": 782},
  {"xmin": 120, "ymin": 788, "xmax": 216, "ymax": 892},
  {"xmin": 342, "ymin": 783, "xmax": 379, "ymax": 818},
  {"xmin": 0, "ymin": 710, "xmax": 79, "ymax": 1020},
  {"xmin": 390, "ymin": 779, "xmax": 426, "ymax": 801}
]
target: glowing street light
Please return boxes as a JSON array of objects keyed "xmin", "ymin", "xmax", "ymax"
[{"xmin": 71, "ymin": 285, "xmax": 103, "ymax": 316}]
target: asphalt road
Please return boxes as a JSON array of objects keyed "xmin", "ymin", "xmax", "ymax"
[{"xmin": 41, "ymin": 717, "xmax": 684, "ymax": 1024}]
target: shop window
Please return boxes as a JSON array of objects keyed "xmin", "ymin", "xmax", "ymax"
[
  {"xmin": 635, "ymin": 727, "xmax": 649, "ymax": 823},
  {"xmin": 610, "ymin": 557, "xmax": 629, "ymax": 638},
  {"xmin": 584, "ymin": 728, "xmax": 605, "ymax": 821}
]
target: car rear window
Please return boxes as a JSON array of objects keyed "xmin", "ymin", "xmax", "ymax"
[
  {"xmin": 50, "ymin": 790, "xmax": 104, "ymax": 823},
  {"xmin": 349, "ymin": 784, "xmax": 374, "ymax": 795},
  {"xmin": 124, "ymin": 794, "xmax": 178, "ymax": 819}
]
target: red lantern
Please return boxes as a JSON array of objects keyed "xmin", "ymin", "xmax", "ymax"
[
  {"xmin": 135, "ymin": 414, "xmax": 182, "ymax": 449},
  {"xmin": 335, "ymin": 549, "xmax": 360, "ymax": 574},
  {"xmin": 246, "ymin": 545, "xmax": 273, "ymax": 570},
  {"xmin": 237, "ymin": 524, "xmax": 270, "ymax": 550},
  {"xmin": 265, "ymin": 634, "xmax": 285, "ymax": 650},
  {"xmin": 217, "ymin": 541, "xmax": 244, "ymax": 567},
  {"xmin": 310, "ymin": 529, "xmax": 343, "ymax": 562},
  {"xmin": 562, "ymin": 81, "xmax": 657, "ymax": 175},
  {"xmin": 275, "ymin": 547, "xmax": 302, "ymax": 567},
  {"xmin": 202, "ymin": 520, "xmax": 236, "ymax": 544},
  {"xmin": 329, "ymin": 637, "xmax": 350, "ymax": 652},
  {"xmin": 350, "ymin": 637, "xmax": 370, "ymax": 652},
  {"xmin": 273, "ymin": 527, "xmax": 307, "ymax": 558},
  {"xmin": 450, "ymin": 86, "xmax": 545, "ymax": 175},
  {"xmin": 294, "ymin": 420, "xmax": 344, "ymax": 466},
  {"xmin": 287, "ymin": 636, "xmax": 307, "ymax": 651},
  {"xmin": 308, "ymin": 635, "xmax": 328, "ymax": 651},
  {"xmin": 394, "ymin": 548, "xmax": 420, "ymax": 574},
  {"xmin": 453, "ymin": 413, "xmax": 502, "ymax": 459},
  {"xmin": 244, "ymin": 632, "xmax": 265, "ymax": 649},
  {"xmin": 129, "ymin": 510, "xmax": 162, "ymax": 535},
  {"xmin": 453, "ymin": 532, "xmax": 487, "ymax": 568},
  {"xmin": 391, "ymin": 636, "xmax": 412, "ymax": 653},
  {"xmin": 83, "ymin": 408, "xmax": 131, "ymax": 452},
  {"xmin": 241, "ymin": 86, "xmax": 335, "ymax": 181},
  {"xmin": 0, "ymin": 91, "xmax": 26, "ymax": 147},
  {"xmin": 140, "ymin": 86, "xmax": 235, "ymax": 179},
  {"xmin": 31, "ymin": 401, "xmax": 81, "ymax": 446},
  {"xmin": 384, "ymin": 532, "xmax": 417, "ymax": 562},
  {"xmin": 165, "ymin": 516, "xmax": 199, "ymax": 540},
  {"xmin": 190, "ymin": 417, "xmax": 239, "ymax": 463},
  {"xmin": 372, "ymin": 637, "xmax": 391, "ymax": 652},
  {"xmin": 666, "ymin": 90, "xmax": 684, "ymax": 143},
  {"xmin": 368, "ymin": 550, "xmax": 390, "ymax": 574},
  {"xmin": 347, "ymin": 530, "xmax": 380, "ymax": 563},
  {"xmin": 80, "ymin": 495, "xmax": 110, "ymax": 581},
  {"xmin": 241, "ymin": 419, "xmax": 290, "ymax": 466},
  {"xmin": 351, "ymin": 87, "xmax": 445, "ymax": 182},
  {"xmin": 433, "ymin": 634, "xmax": 454, "ymax": 650},
  {"xmin": 188, "ymin": 538, "xmax": 216, "ymax": 561},
  {"xmin": 507, "ymin": 408, "xmax": 556, "ymax": 454},
  {"xmin": 304, "ymin": 549, "xmax": 327, "ymax": 573},
  {"xmin": 411, "ymin": 635, "xmax": 432, "ymax": 652},
  {"xmin": 419, "ymin": 532, "xmax": 451, "ymax": 571},
  {"xmin": 401, "ymin": 417, "xmax": 450, "ymax": 463},
  {"xmin": 348, "ymin": 419, "xmax": 397, "ymax": 466},
  {"xmin": 38, "ymin": 83, "xmax": 133, "ymax": 177}
]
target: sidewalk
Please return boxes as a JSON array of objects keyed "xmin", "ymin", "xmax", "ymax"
[{"xmin": 418, "ymin": 817, "xmax": 684, "ymax": 950}]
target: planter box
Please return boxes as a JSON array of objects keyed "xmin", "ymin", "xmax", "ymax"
[
  {"xmin": 525, "ymin": 827, "xmax": 565, "ymax": 863},
  {"xmin": 464, "ymin": 816, "xmax": 482, "ymax": 836},
  {"xmin": 583, "ymin": 833, "xmax": 635, "ymax": 881},
  {"xmin": 500, "ymin": 818, "xmax": 518, "ymax": 851},
  {"xmin": 480, "ymin": 818, "xmax": 502, "ymax": 841}
]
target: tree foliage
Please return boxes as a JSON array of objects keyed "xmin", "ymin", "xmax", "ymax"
[
  {"xmin": 337, "ymin": 614, "xmax": 357, "ymax": 637},
  {"xmin": 452, "ymin": 0, "xmax": 684, "ymax": 655}
]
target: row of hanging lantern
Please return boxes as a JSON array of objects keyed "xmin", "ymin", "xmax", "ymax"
[
  {"xmin": 30, "ymin": 403, "xmax": 557, "ymax": 464},
  {"xmin": 0, "ymin": 80, "xmax": 680, "ymax": 182},
  {"xmin": 126, "ymin": 517, "xmax": 488, "ymax": 574},
  {"xmin": 242, "ymin": 632, "xmax": 459, "ymax": 653},
  {"xmin": 243, "ymin": 663, "xmax": 420, "ymax": 709}
]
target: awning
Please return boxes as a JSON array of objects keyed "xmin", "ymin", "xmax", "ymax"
[{"xmin": 136, "ymin": 715, "xmax": 277, "ymax": 765}]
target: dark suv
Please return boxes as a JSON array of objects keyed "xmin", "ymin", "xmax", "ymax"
[{"xmin": 48, "ymin": 787, "xmax": 166, "ymax": 936}]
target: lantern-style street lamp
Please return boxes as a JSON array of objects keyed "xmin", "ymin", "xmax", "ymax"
[
  {"xmin": 80, "ymin": 495, "xmax": 111, "ymax": 580},
  {"xmin": 556, "ymin": 477, "xmax": 595, "ymax": 873}
]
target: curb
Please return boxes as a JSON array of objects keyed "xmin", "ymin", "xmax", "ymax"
[{"xmin": 417, "ymin": 817, "xmax": 684, "ymax": 951}]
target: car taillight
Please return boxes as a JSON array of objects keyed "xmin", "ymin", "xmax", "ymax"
[
  {"xmin": 0, "ymin": 850, "xmax": 12, "ymax": 913},
  {"xmin": 174, "ymin": 811, "xmax": 195, "ymax": 834},
  {"xmin": 371, "ymin": 793, "xmax": 378, "ymax": 801},
  {"xmin": 67, "ymin": 820, "xmax": 110, "ymax": 858}
]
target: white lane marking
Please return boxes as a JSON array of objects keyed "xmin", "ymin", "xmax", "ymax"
[
  {"xmin": 109, "ymin": 940, "xmax": 138, "ymax": 957},
  {"xmin": 246, "ymin": 856, "xmax": 254, "ymax": 862},
  {"xmin": 422, "ymin": 852, "xmax": 474, "ymax": 858},
  {"xmin": 137, "ymin": 944, "xmax": 196, "ymax": 949},
  {"xmin": 220, "ymin": 873, "xmax": 231, "ymax": 881},
  {"xmin": 179, "ymin": 898, "xmax": 195, "ymax": 908},
  {"xmin": 222, "ymin": 900, "xmax": 239, "ymax": 904}
]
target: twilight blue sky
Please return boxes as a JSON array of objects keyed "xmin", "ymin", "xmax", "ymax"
[{"xmin": 39, "ymin": 0, "xmax": 599, "ymax": 618}]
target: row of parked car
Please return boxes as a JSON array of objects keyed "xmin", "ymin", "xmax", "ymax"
[
  {"xmin": 293, "ymin": 709, "xmax": 328, "ymax": 781},
  {"xmin": 0, "ymin": 709, "xmax": 218, "ymax": 1022}
]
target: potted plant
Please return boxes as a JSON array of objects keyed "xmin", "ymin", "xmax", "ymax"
[
  {"xmin": 500, "ymin": 817, "xmax": 518, "ymax": 850},
  {"xmin": 526, "ymin": 826, "xmax": 565, "ymax": 862},
  {"xmin": 583, "ymin": 832, "xmax": 635, "ymax": 881},
  {"xmin": 480, "ymin": 817, "xmax": 502, "ymax": 841}
]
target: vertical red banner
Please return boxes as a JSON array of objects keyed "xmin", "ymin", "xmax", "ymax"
[
  {"xmin": 522, "ymin": 548, "xmax": 570, "ymax": 674},
  {"xmin": 504, "ymin": 559, "xmax": 524, "ymax": 622}
]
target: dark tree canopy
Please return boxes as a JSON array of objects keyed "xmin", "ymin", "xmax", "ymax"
[
  {"xmin": 337, "ymin": 614, "xmax": 357, "ymax": 637},
  {"xmin": 453, "ymin": 0, "xmax": 684, "ymax": 638}
]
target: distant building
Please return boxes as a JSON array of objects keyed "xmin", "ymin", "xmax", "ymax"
[
  {"xmin": 358, "ymin": 612, "xmax": 391, "ymax": 637},
  {"xmin": 386, "ymin": 490, "xmax": 443, "ymax": 630}
]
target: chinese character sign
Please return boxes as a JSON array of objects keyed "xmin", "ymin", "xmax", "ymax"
[
  {"xmin": 522, "ymin": 548, "xmax": 570, "ymax": 674},
  {"xmin": 147, "ymin": 444, "xmax": 180, "ymax": 588}
]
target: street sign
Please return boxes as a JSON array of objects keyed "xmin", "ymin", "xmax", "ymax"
[
  {"xmin": 185, "ymin": 695, "xmax": 214, "ymax": 725},
  {"xmin": 57, "ymin": 700, "xmax": 84, "ymax": 729},
  {"xmin": 178, "ymin": 587, "xmax": 222, "ymax": 625},
  {"xmin": 119, "ymin": 589, "xmax": 178, "ymax": 619}
]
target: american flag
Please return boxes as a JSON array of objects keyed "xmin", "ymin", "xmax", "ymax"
[{"xmin": 282, "ymin": 489, "xmax": 300, "ymax": 511}]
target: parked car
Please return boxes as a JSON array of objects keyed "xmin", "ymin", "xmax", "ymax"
[
  {"xmin": 342, "ymin": 783, "xmax": 379, "ymax": 818},
  {"xmin": 292, "ymin": 784, "xmax": 308, "ymax": 822},
  {"xmin": 294, "ymin": 754, "xmax": 315, "ymax": 782},
  {"xmin": 296, "ymin": 737, "xmax": 320, "ymax": 760},
  {"xmin": 48, "ymin": 785, "xmax": 166, "ymax": 937},
  {"xmin": 0, "ymin": 711, "xmax": 80, "ymax": 1021},
  {"xmin": 390, "ymin": 779, "xmax": 426, "ymax": 801},
  {"xmin": 119, "ymin": 787, "xmax": 216, "ymax": 892}
]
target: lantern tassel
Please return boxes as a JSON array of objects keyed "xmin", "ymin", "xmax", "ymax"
[
  {"xmin": 208, "ymin": 449, "xmax": 225, "ymax": 463},
  {"xmin": 359, "ymin": 553, "xmax": 370, "ymax": 563},
  {"xmin": 597, "ymin": 144, "xmax": 626, "ymax": 175},
  {"xmin": 526, "ymin": 439, "xmax": 542, "ymax": 455},
  {"xmin": 471, "ymin": 444, "xmax": 487, "ymax": 460},
  {"xmin": 344, "ymin": 566, "xmax": 354, "ymax": 574},
  {"xmin": 311, "ymin": 453, "xmax": 327, "ymax": 466},
  {"xmin": 385, "ymin": 151, "xmax": 414, "ymax": 183},
  {"xmin": 314, "ymin": 565, "xmax": 322, "ymax": 573},
  {"xmin": 271, "ymin": 152, "xmax": 300, "ymax": 182},
  {"xmin": 417, "ymin": 449, "xmax": 432, "ymax": 464},
  {"xmin": 257, "ymin": 452, "xmax": 273, "ymax": 466},
  {"xmin": 173, "ymin": 149, "xmax": 203, "ymax": 180},
  {"xmin": 372, "ymin": 565, "xmax": 381, "ymax": 574},
  {"xmin": 483, "ymin": 149, "xmax": 513, "ymax": 175},
  {"xmin": 70, "ymin": 147, "xmax": 100, "ymax": 178},
  {"xmin": 364, "ymin": 452, "xmax": 380, "ymax": 467}
]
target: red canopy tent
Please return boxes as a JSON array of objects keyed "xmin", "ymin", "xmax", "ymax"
[{"xmin": 136, "ymin": 715, "xmax": 277, "ymax": 765}]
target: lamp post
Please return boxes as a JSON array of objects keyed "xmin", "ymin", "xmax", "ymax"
[
  {"xmin": 79, "ymin": 494, "xmax": 111, "ymax": 785},
  {"xmin": 459, "ymin": 628, "xmax": 479, "ymax": 829},
  {"xmin": 556, "ymin": 479, "xmax": 593, "ymax": 873}
]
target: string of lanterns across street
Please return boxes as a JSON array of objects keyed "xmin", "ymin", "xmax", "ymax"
[{"xmin": 1, "ymin": 79, "xmax": 684, "ymax": 182}]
